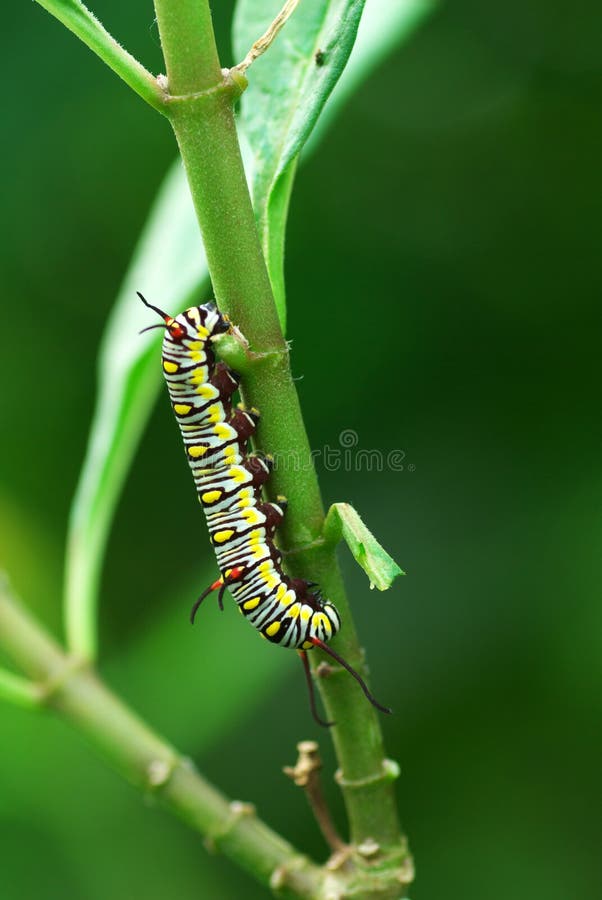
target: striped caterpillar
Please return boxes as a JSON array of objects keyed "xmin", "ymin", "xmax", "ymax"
[{"xmin": 139, "ymin": 293, "xmax": 390, "ymax": 726}]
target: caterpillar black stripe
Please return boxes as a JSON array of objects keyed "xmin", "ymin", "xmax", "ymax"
[{"xmin": 139, "ymin": 293, "xmax": 391, "ymax": 726}]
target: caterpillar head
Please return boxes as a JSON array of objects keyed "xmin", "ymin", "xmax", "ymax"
[
  {"xmin": 166, "ymin": 304, "xmax": 230, "ymax": 344},
  {"xmin": 138, "ymin": 293, "xmax": 230, "ymax": 343}
]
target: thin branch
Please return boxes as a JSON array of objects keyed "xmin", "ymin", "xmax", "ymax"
[
  {"xmin": 284, "ymin": 741, "xmax": 347, "ymax": 855},
  {"xmin": 0, "ymin": 667, "xmax": 42, "ymax": 709},
  {"xmin": 234, "ymin": 0, "xmax": 301, "ymax": 74},
  {"xmin": 0, "ymin": 577, "xmax": 324, "ymax": 897},
  {"xmin": 34, "ymin": 0, "xmax": 167, "ymax": 113}
]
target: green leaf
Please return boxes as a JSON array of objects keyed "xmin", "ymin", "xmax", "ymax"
[
  {"xmin": 323, "ymin": 502, "xmax": 404, "ymax": 590},
  {"xmin": 64, "ymin": 164, "xmax": 209, "ymax": 660},
  {"xmin": 65, "ymin": 0, "xmax": 433, "ymax": 659},
  {"xmin": 308, "ymin": 0, "xmax": 437, "ymax": 148},
  {"xmin": 233, "ymin": 0, "xmax": 365, "ymax": 329},
  {"xmin": 233, "ymin": 0, "xmax": 436, "ymax": 329}
]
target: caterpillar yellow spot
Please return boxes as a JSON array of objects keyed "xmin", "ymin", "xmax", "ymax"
[
  {"xmin": 213, "ymin": 529, "xmax": 234, "ymax": 544},
  {"xmin": 302, "ymin": 640, "xmax": 313, "ymax": 650},
  {"xmin": 214, "ymin": 424, "xmax": 232, "ymax": 440},
  {"xmin": 201, "ymin": 490, "xmax": 222, "ymax": 504},
  {"xmin": 174, "ymin": 403, "xmax": 192, "ymax": 416},
  {"xmin": 243, "ymin": 597, "xmax": 261, "ymax": 611},
  {"xmin": 312, "ymin": 613, "xmax": 328, "ymax": 631},
  {"xmin": 229, "ymin": 466, "xmax": 248, "ymax": 483},
  {"xmin": 207, "ymin": 404, "xmax": 222, "ymax": 424},
  {"xmin": 163, "ymin": 360, "xmax": 179, "ymax": 373},
  {"xmin": 190, "ymin": 368, "xmax": 208, "ymax": 385},
  {"xmin": 242, "ymin": 508, "xmax": 260, "ymax": 524},
  {"xmin": 287, "ymin": 603, "xmax": 300, "ymax": 619},
  {"xmin": 266, "ymin": 621, "xmax": 281, "ymax": 637},
  {"xmin": 300, "ymin": 608, "xmax": 311, "ymax": 621},
  {"xmin": 188, "ymin": 445, "xmax": 207, "ymax": 458},
  {"xmin": 237, "ymin": 489, "xmax": 253, "ymax": 509},
  {"xmin": 196, "ymin": 384, "xmax": 216, "ymax": 399},
  {"xmin": 312, "ymin": 613, "xmax": 332, "ymax": 638}
]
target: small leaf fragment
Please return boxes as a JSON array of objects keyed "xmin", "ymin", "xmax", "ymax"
[{"xmin": 323, "ymin": 502, "xmax": 404, "ymax": 591}]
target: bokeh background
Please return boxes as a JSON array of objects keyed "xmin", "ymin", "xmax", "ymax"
[{"xmin": 1, "ymin": 1, "xmax": 600, "ymax": 898}]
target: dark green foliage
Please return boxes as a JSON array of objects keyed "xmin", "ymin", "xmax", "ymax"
[{"xmin": 1, "ymin": 1, "xmax": 600, "ymax": 898}]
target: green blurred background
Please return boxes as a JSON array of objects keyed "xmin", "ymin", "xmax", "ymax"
[{"xmin": 1, "ymin": 1, "xmax": 600, "ymax": 898}]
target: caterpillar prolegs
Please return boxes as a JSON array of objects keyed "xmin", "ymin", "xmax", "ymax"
[{"xmin": 139, "ymin": 293, "xmax": 391, "ymax": 727}]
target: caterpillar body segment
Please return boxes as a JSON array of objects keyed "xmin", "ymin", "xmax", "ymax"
[{"xmin": 140, "ymin": 293, "xmax": 391, "ymax": 724}]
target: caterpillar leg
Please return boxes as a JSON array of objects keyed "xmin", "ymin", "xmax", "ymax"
[
  {"xmin": 298, "ymin": 650, "xmax": 335, "ymax": 728},
  {"xmin": 257, "ymin": 498, "xmax": 288, "ymax": 536},
  {"xmin": 210, "ymin": 362, "xmax": 240, "ymax": 397},
  {"xmin": 309, "ymin": 638, "xmax": 392, "ymax": 716},
  {"xmin": 230, "ymin": 406, "xmax": 258, "ymax": 444},
  {"xmin": 236, "ymin": 402, "xmax": 260, "ymax": 423},
  {"xmin": 242, "ymin": 453, "xmax": 272, "ymax": 487},
  {"xmin": 190, "ymin": 566, "xmax": 245, "ymax": 624}
]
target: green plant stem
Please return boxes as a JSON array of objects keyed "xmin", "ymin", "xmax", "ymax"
[
  {"xmin": 0, "ymin": 666, "xmax": 42, "ymax": 708},
  {"xmin": 26, "ymin": 0, "xmax": 412, "ymax": 889},
  {"xmin": 35, "ymin": 0, "xmax": 166, "ymax": 113},
  {"xmin": 155, "ymin": 0, "xmax": 283, "ymax": 352},
  {"xmin": 152, "ymin": 0, "xmax": 409, "ymax": 869},
  {"xmin": 0, "ymin": 579, "xmax": 323, "ymax": 898}
]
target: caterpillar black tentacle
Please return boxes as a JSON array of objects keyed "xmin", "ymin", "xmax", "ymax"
[
  {"xmin": 299, "ymin": 649, "xmax": 335, "ymax": 728},
  {"xmin": 143, "ymin": 296, "xmax": 391, "ymax": 726}
]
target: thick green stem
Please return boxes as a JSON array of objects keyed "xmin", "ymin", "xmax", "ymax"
[
  {"xmin": 0, "ymin": 579, "xmax": 323, "ymax": 898},
  {"xmin": 152, "ymin": 0, "xmax": 409, "ymax": 866}
]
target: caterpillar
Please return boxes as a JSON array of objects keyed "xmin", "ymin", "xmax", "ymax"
[{"xmin": 139, "ymin": 293, "xmax": 390, "ymax": 726}]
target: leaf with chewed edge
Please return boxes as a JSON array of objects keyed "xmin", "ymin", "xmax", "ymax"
[{"xmin": 323, "ymin": 502, "xmax": 404, "ymax": 591}]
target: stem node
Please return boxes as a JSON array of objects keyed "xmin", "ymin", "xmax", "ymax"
[
  {"xmin": 334, "ymin": 758, "xmax": 400, "ymax": 791},
  {"xmin": 205, "ymin": 799, "xmax": 257, "ymax": 853}
]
